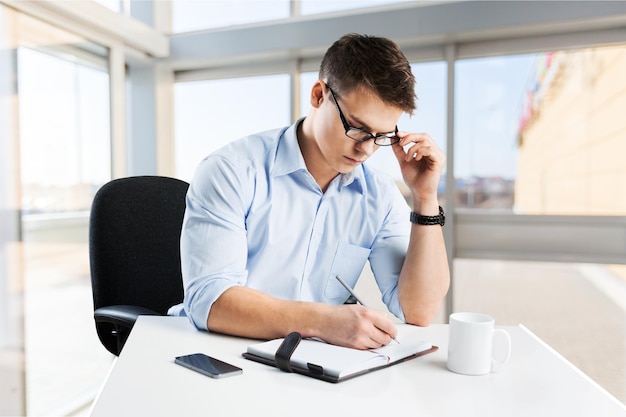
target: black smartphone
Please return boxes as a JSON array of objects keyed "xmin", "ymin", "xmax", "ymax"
[{"xmin": 175, "ymin": 353, "xmax": 243, "ymax": 379}]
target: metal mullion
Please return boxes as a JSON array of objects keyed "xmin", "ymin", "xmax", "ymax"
[{"xmin": 444, "ymin": 42, "xmax": 457, "ymax": 321}]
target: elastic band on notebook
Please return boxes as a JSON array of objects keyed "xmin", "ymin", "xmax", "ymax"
[{"xmin": 275, "ymin": 332, "xmax": 302, "ymax": 373}]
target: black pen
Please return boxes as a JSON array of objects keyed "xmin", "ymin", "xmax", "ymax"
[{"xmin": 335, "ymin": 275, "xmax": 400, "ymax": 344}]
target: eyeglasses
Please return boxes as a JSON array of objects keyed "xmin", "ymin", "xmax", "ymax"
[{"xmin": 327, "ymin": 85, "xmax": 399, "ymax": 146}]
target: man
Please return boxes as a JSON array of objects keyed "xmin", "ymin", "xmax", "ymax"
[{"xmin": 169, "ymin": 33, "xmax": 449, "ymax": 350}]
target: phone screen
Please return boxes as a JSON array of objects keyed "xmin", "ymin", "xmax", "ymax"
[{"xmin": 175, "ymin": 353, "xmax": 243, "ymax": 379}]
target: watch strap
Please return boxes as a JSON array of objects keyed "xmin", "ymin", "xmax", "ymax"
[{"xmin": 410, "ymin": 206, "xmax": 445, "ymax": 226}]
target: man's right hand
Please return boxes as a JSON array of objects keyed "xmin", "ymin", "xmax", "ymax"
[{"xmin": 314, "ymin": 304, "xmax": 398, "ymax": 350}]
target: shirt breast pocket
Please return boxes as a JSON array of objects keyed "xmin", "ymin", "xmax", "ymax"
[{"xmin": 324, "ymin": 242, "xmax": 371, "ymax": 302}]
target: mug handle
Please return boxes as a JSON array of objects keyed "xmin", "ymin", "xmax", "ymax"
[{"xmin": 492, "ymin": 329, "xmax": 512, "ymax": 365}]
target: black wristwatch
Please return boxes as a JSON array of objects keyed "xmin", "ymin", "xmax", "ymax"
[{"xmin": 410, "ymin": 206, "xmax": 445, "ymax": 226}]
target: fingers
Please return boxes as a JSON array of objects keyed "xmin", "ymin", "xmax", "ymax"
[
  {"xmin": 357, "ymin": 308, "xmax": 398, "ymax": 349},
  {"xmin": 395, "ymin": 131, "xmax": 444, "ymax": 164},
  {"xmin": 370, "ymin": 308, "xmax": 397, "ymax": 336},
  {"xmin": 391, "ymin": 138, "xmax": 409, "ymax": 164},
  {"xmin": 328, "ymin": 305, "xmax": 398, "ymax": 349}
]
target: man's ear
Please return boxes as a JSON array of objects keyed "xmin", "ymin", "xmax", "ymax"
[{"xmin": 310, "ymin": 80, "xmax": 325, "ymax": 109}]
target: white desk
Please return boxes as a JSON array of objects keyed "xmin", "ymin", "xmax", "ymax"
[{"xmin": 90, "ymin": 316, "xmax": 626, "ymax": 417}]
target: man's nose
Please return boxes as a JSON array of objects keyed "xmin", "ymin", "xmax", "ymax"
[{"xmin": 355, "ymin": 138, "xmax": 377, "ymax": 155}]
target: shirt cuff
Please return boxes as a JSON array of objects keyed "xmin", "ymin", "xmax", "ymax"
[{"xmin": 183, "ymin": 278, "xmax": 241, "ymax": 331}]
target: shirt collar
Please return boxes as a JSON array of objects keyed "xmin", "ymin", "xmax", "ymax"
[
  {"xmin": 272, "ymin": 118, "xmax": 365, "ymax": 194},
  {"xmin": 271, "ymin": 118, "xmax": 307, "ymax": 177}
]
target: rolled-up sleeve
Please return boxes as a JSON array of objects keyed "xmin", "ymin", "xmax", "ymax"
[{"xmin": 179, "ymin": 154, "xmax": 251, "ymax": 330}]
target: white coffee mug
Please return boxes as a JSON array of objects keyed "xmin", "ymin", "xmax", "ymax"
[{"xmin": 447, "ymin": 312, "xmax": 511, "ymax": 375}]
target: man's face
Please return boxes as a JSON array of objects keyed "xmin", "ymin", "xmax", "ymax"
[{"xmin": 316, "ymin": 85, "xmax": 402, "ymax": 174}]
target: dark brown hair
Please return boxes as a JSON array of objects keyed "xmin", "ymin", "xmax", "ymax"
[{"xmin": 319, "ymin": 33, "xmax": 416, "ymax": 114}]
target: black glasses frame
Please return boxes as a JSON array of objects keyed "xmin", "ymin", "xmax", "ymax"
[{"xmin": 326, "ymin": 85, "xmax": 400, "ymax": 146}]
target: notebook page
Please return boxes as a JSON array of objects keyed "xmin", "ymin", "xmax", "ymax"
[{"xmin": 371, "ymin": 338, "xmax": 433, "ymax": 363}]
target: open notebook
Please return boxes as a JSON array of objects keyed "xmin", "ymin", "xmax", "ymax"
[{"xmin": 243, "ymin": 332, "xmax": 437, "ymax": 383}]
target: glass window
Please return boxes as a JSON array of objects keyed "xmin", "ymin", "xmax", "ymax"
[
  {"xmin": 455, "ymin": 44, "xmax": 626, "ymax": 215},
  {"xmin": 516, "ymin": 45, "xmax": 626, "ymax": 215},
  {"xmin": 0, "ymin": 4, "xmax": 25, "ymax": 415},
  {"xmin": 300, "ymin": 0, "xmax": 412, "ymax": 15},
  {"xmin": 299, "ymin": 71, "xmax": 318, "ymax": 118},
  {"xmin": 18, "ymin": 48, "xmax": 111, "ymax": 214},
  {"xmin": 172, "ymin": 0, "xmax": 289, "ymax": 33},
  {"xmin": 174, "ymin": 74, "xmax": 291, "ymax": 181},
  {"xmin": 454, "ymin": 54, "xmax": 535, "ymax": 211},
  {"xmin": 171, "ymin": 0, "xmax": 413, "ymax": 31},
  {"xmin": 11, "ymin": 13, "xmax": 114, "ymax": 417},
  {"xmin": 453, "ymin": 258, "xmax": 626, "ymax": 403}
]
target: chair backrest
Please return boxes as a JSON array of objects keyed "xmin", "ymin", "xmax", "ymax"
[{"xmin": 89, "ymin": 176, "xmax": 188, "ymax": 321}]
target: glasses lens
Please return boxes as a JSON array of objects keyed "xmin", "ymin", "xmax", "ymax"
[
  {"xmin": 374, "ymin": 135, "xmax": 399, "ymax": 146},
  {"xmin": 346, "ymin": 128, "xmax": 399, "ymax": 146},
  {"xmin": 346, "ymin": 128, "xmax": 373, "ymax": 142}
]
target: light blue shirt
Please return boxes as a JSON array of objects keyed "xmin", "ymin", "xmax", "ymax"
[{"xmin": 168, "ymin": 119, "xmax": 411, "ymax": 330}]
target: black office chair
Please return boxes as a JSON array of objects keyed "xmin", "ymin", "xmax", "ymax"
[{"xmin": 89, "ymin": 176, "xmax": 189, "ymax": 356}]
